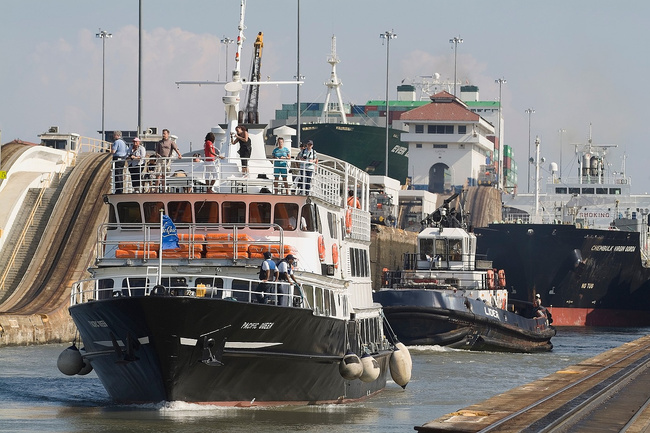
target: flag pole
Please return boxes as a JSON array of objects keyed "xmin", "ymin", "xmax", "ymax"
[{"xmin": 158, "ymin": 209, "xmax": 163, "ymax": 285}]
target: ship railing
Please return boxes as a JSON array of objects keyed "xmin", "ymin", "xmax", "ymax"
[
  {"xmin": 69, "ymin": 273, "xmax": 309, "ymax": 310},
  {"xmin": 77, "ymin": 136, "xmax": 111, "ymax": 154},
  {"xmin": 546, "ymin": 175, "xmax": 631, "ymax": 186},
  {"xmin": 97, "ymin": 222, "xmax": 294, "ymax": 262},
  {"xmin": 381, "ymin": 269, "xmax": 489, "ymax": 291},
  {"xmin": 402, "ymin": 252, "xmax": 476, "ymax": 271},
  {"xmin": 109, "ymin": 155, "xmax": 369, "ymax": 209}
]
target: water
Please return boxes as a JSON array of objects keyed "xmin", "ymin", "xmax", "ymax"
[{"xmin": 1, "ymin": 327, "xmax": 647, "ymax": 432}]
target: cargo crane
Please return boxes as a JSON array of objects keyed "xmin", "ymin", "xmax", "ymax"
[{"xmin": 239, "ymin": 31, "xmax": 263, "ymax": 124}]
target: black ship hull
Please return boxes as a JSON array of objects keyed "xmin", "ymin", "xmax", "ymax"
[
  {"xmin": 474, "ymin": 223, "xmax": 650, "ymax": 327},
  {"xmin": 70, "ymin": 296, "xmax": 390, "ymax": 405},
  {"xmin": 373, "ymin": 289, "xmax": 554, "ymax": 353}
]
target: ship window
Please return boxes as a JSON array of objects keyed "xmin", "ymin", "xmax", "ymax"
[
  {"xmin": 581, "ymin": 188, "xmax": 594, "ymax": 194},
  {"xmin": 143, "ymin": 202, "xmax": 165, "ymax": 223},
  {"xmin": 97, "ymin": 279, "xmax": 114, "ymax": 300},
  {"xmin": 555, "ymin": 187, "xmax": 568, "ymax": 194},
  {"xmin": 315, "ymin": 287, "xmax": 324, "ymax": 315},
  {"xmin": 609, "ymin": 188, "xmax": 621, "ymax": 195},
  {"xmin": 274, "ymin": 203, "xmax": 299, "ymax": 231},
  {"xmin": 121, "ymin": 277, "xmax": 148, "ymax": 297},
  {"xmin": 249, "ymin": 202, "xmax": 271, "ymax": 228},
  {"xmin": 324, "ymin": 288, "xmax": 331, "ymax": 315},
  {"xmin": 222, "ymin": 201, "xmax": 246, "ymax": 224},
  {"xmin": 301, "ymin": 204, "xmax": 316, "ymax": 232},
  {"xmin": 415, "ymin": 125, "xmax": 424, "ymax": 133},
  {"xmin": 419, "ymin": 238, "xmax": 434, "ymax": 260},
  {"xmin": 568, "ymin": 188, "xmax": 580, "ymax": 195},
  {"xmin": 195, "ymin": 277, "xmax": 224, "ymax": 298},
  {"xmin": 303, "ymin": 284, "xmax": 314, "ymax": 310},
  {"xmin": 433, "ymin": 144, "xmax": 448, "ymax": 149},
  {"xmin": 596, "ymin": 188, "xmax": 608, "ymax": 194},
  {"xmin": 449, "ymin": 239, "xmax": 462, "ymax": 261},
  {"xmin": 108, "ymin": 203, "xmax": 117, "ymax": 230},
  {"xmin": 117, "ymin": 202, "xmax": 142, "ymax": 225},
  {"xmin": 231, "ymin": 279, "xmax": 254, "ymax": 302},
  {"xmin": 327, "ymin": 212, "xmax": 338, "ymax": 238},
  {"xmin": 416, "ymin": 143, "xmax": 422, "ymax": 148},
  {"xmin": 458, "ymin": 125, "xmax": 467, "ymax": 134},
  {"xmin": 435, "ymin": 239, "xmax": 447, "ymax": 259},
  {"xmin": 168, "ymin": 201, "xmax": 192, "ymax": 223},
  {"xmin": 195, "ymin": 200, "xmax": 219, "ymax": 223}
]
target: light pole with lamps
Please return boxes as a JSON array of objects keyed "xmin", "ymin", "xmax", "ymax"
[
  {"xmin": 449, "ymin": 36, "xmax": 463, "ymax": 96},
  {"xmin": 220, "ymin": 36, "xmax": 234, "ymax": 81},
  {"xmin": 380, "ymin": 30, "xmax": 397, "ymax": 177},
  {"xmin": 558, "ymin": 128, "xmax": 566, "ymax": 179},
  {"xmin": 525, "ymin": 108, "xmax": 535, "ymax": 193},
  {"xmin": 495, "ymin": 78, "xmax": 506, "ymax": 190},
  {"xmin": 96, "ymin": 29, "xmax": 112, "ymax": 143}
]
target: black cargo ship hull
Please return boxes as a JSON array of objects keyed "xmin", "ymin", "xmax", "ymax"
[
  {"xmin": 474, "ymin": 223, "xmax": 650, "ymax": 327},
  {"xmin": 374, "ymin": 289, "xmax": 554, "ymax": 353},
  {"xmin": 70, "ymin": 296, "xmax": 390, "ymax": 405}
]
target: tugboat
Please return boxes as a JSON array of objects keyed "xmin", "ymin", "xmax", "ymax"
[
  {"xmin": 57, "ymin": 0, "xmax": 410, "ymax": 405},
  {"xmin": 374, "ymin": 193, "xmax": 555, "ymax": 353}
]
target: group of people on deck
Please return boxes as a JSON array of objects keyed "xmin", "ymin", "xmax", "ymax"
[
  {"xmin": 257, "ymin": 252, "xmax": 299, "ymax": 306},
  {"xmin": 111, "ymin": 125, "xmax": 318, "ymax": 194}
]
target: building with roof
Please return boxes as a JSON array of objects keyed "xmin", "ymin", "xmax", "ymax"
[{"xmin": 399, "ymin": 90, "xmax": 497, "ymax": 193}]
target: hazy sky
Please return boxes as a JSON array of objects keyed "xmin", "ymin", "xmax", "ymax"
[{"xmin": 2, "ymin": 0, "xmax": 650, "ymax": 191}]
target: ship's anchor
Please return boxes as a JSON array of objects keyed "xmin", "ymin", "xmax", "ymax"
[
  {"xmin": 110, "ymin": 331, "xmax": 141, "ymax": 364},
  {"xmin": 198, "ymin": 325, "xmax": 231, "ymax": 367}
]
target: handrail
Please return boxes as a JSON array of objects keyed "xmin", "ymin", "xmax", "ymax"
[{"xmin": 0, "ymin": 173, "xmax": 53, "ymax": 291}]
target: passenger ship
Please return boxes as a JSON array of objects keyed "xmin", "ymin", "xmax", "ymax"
[{"xmin": 58, "ymin": 0, "xmax": 410, "ymax": 405}]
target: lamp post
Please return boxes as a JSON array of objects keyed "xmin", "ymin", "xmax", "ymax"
[
  {"xmin": 495, "ymin": 78, "xmax": 506, "ymax": 190},
  {"xmin": 449, "ymin": 36, "xmax": 463, "ymax": 96},
  {"xmin": 380, "ymin": 30, "xmax": 397, "ymax": 177},
  {"xmin": 525, "ymin": 108, "xmax": 535, "ymax": 193},
  {"xmin": 96, "ymin": 29, "xmax": 112, "ymax": 143},
  {"xmin": 220, "ymin": 36, "xmax": 234, "ymax": 81},
  {"xmin": 558, "ymin": 128, "xmax": 566, "ymax": 179}
]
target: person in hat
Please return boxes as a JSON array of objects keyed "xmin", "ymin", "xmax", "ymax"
[
  {"xmin": 256, "ymin": 251, "xmax": 278, "ymax": 303},
  {"xmin": 277, "ymin": 254, "xmax": 298, "ymax": 306},
  {"xmin": 127, "ymin": 137, "xmax": 146, "ymax": 193}
]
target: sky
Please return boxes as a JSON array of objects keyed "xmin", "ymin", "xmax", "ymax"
[{"xmin": 2, "ymin": 0, "xmax": 650, "ymax": 192}]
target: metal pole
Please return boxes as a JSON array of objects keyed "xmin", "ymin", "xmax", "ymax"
[
  {"xmin": 525, "ymin": 108, "xmax": 535, "ymax": 193},
  {"xmin": 560, "ymin": 129, "xmax": 566, "ymax": 179},
  {"xmin": 380, "ymin": 30, "xmax": 397, "ymax": 177},
  {"xmin": 296, "ymin": 0, "xmax": 301, "ymax": 148},
  {"xmin": 138, "ymin": 1, "xmax": 142, "ymax": 138},
  {"xmin": 96, "ymin": 29, "xmax": 112, "ymax": 142},
  {"xmin": 449, "ymin": 36, "xmax": 463, "ymax": 96},
  {"xmin": 495, "ymin": 78, "xmax": 506, "ymax": 190}
]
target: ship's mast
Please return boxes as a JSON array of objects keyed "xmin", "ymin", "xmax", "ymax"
[{"xmin": 321, "ymin": 35, "xmax": 347, "ymax": 124}]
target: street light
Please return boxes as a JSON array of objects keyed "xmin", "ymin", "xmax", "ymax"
[
  {"xmin": 96, "ymin": 29, "xmax": 112, "ymax": 143},
  {"xmin": 220, "ymin": 36, "xmax": 234, "ymax": 81},
  {"xmin": 495, "ymin": 78, "xmax": 506, "ymax": 190},
  {"xmin": 525, "ymin": 108, "xmax": 535, "ymax": 193},
  {"xmin": 380, "ymin": 30, "xmax": 397, "ymax": 177},
  {"xmin": 449, "ymin": 36, "xmax": 463, "ymax": 96},
  {"xmin": 558, "ymin": 128, "xmax": 566, "ymax": 179}
]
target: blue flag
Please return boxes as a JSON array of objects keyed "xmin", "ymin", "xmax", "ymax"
[{"xmin": 161, "ymin": 215, "xmax": 180, "ymax": 250}]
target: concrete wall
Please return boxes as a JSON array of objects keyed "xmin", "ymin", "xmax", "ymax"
[
  {"xmin": 370, "ymin": 225, "xmax": 418, "ymax": 291},
  {"xmin": 0, "ymin": 306, "xmax": 76, "ymax": 347}
]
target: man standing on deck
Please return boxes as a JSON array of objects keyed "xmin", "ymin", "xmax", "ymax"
[
  {"xmin": 277, "ymin": 254, "xmax": 299, "ymax": 306},
  {"xmin": 111, "ymin": 131, "xmax": 128, "ymax": 194},
  {"xmin": 155, "ymin": 128, "xmax": 182, "ymax": 189},
  {"xmin": 257, "ymin": 251, "xmax": 278, "ymax": 304}
]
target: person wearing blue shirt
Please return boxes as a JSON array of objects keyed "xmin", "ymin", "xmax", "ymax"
[
  {"xmin": 111, "ymin": 131, "xmax": 128, "ymax": 194},
  {"xmin": 272, "ymin": 137, "xmax": 291, "ymax": 194}
]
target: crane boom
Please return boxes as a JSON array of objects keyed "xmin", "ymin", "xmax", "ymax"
[{"xmin": 240, "ymin": 31, "xmax": 263, "ymax": 124}]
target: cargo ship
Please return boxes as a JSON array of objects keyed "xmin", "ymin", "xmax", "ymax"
[{"xmin": 474, "ymin": 131, "xmax": 650, "ymax": 326}]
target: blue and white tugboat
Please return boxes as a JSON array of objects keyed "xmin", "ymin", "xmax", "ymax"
[
  {"xmin": 57, "ymin": 0, "xmax": 410, "ymax": 405},
  {"xmin": 374, "ymin": 193, "xmax": 555, "ymax": 353}
]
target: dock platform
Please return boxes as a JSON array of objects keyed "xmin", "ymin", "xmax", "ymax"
[{"xmin": 417, "ymin": 334, "xmax": 650, "ymax": 432}]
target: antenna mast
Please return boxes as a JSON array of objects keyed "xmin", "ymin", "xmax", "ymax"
[{"xmin": 321, "ymin": 35, "xmax": 347, "ymax": 124}]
